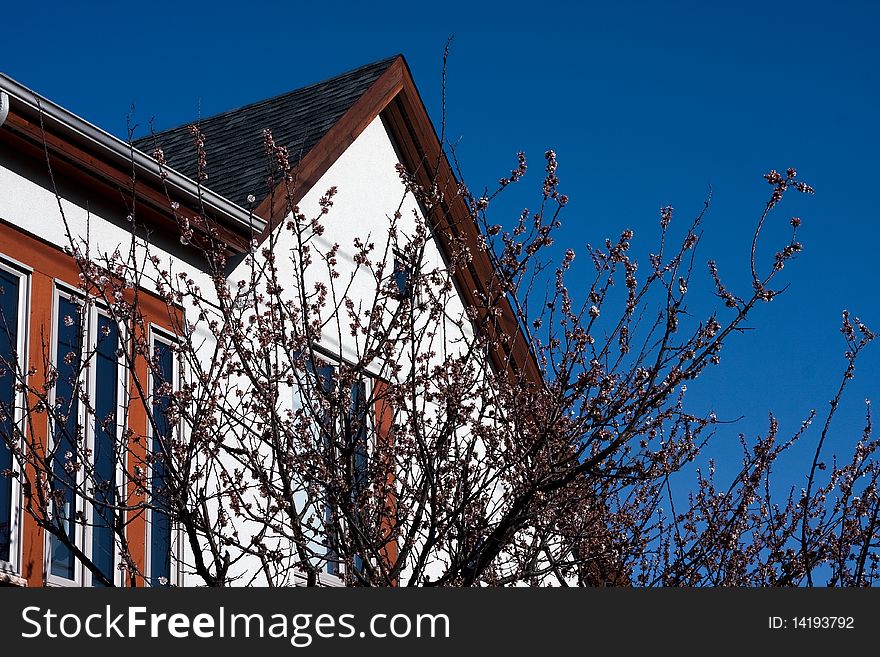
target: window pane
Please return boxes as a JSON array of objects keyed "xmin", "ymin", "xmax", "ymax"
[
  {"xmin": 91, "ymin": 315, "xmax": 118, "ymax": 586},
  {"xmin": 315, "ymin": 363, "xmax": 334, "ymax": 395},
  {"xmin": 311, "ymin": 363, "xmax": 337, "ymax": 575},
  {"xmin": 350, "ymin": 380, "xmax": 367, "ymax": 575},
  {"xmin": 150, "ymin": 338, "xmax": 173, "ymax": 586},
  {"xmin": 0, "ymin": 268, "xmax": 19, "ymax": 564},
  {"xmin": 51, "ymin": 296, "xmax": 82, "ymax": 580},
  {"xmin": 393, "ymin": 257, "xmax": 411, "ymax": 298},
  {"xmin": 351, "ymin": 381, "xmax": 368, "ymax": 494}
]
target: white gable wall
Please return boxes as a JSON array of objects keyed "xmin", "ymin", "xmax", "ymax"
[
  {"xmin": 221, "ymin": 115, "xmax": 478, "ymax": 585},
  {"xmin": 265, "ymin": 115, "xmax": 473, "ymax": 367}
]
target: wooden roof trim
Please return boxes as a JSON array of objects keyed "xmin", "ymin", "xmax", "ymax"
[
  {"xmin": 1, "ymin": 110, "xmax": 252, "ymax": 254},
  {"xmin": 387, "ymin": 64, "xmax": 544, "ymax": 388},
  {"xmin": 253, "ymin": 56, "xmax": 406, "ymax": 235},
  {"xmin": 249, "ymin": 55, "xmax": 542, "ymax": 387}
]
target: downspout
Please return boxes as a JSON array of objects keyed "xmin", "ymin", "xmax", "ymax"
[{"xmin": 0, "ymin": 90, "xmax": 9, "ymax": 128}]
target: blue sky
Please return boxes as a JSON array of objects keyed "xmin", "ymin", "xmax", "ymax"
[{"xmin": 4, "ymin": 0, "xmax": 878, "ymax": 487}]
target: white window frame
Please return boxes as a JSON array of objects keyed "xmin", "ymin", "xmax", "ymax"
[
  {"xmin": 144, "ymin": 325, "xmax": 182, "ymax": 587},
  {"xmin": 45, "ymin": 283, "xmax": 87, "ymax": 587},
  {"xmin": 81, "ymin": 305, "xmax": 128, "ymax": 587},
  {"xmin": 292, "ymin": 349, "xmax": 375, "ymax": 585},
  {"xmin": 0, "ymin": 254, "xmax": 30, "ymax": 580},
  {"xmin": 46, "ymin": 285, "xmax": 128, "ymax": 587}
]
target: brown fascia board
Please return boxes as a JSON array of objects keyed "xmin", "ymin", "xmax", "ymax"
[
  {"xmin": 252, "ymin": 57, "xmax": 407, "ymax": 231},
  {"xmin": 252, "ymin": 55, "xmax": 543, "ymax": 388},
  {"xmin": 0, "ymin": 75, "xmax": 259, "ymax": 254},
  {"xmin": 388, "ymin": 61, "xmax": 544, "ymax": 389},
  {"xmin": 0, "ymin": 112, "xmax": 250, "ymax": 255}
]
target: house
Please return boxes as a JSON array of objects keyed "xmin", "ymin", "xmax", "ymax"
[{"xmin": 0, "ymin": 56, "xmax": 544, "ymax": 587}]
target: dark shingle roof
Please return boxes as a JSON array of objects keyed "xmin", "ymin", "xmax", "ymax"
[{"xmin": 133, "ymin": 56, "xmax": 398, "ymax": 207}]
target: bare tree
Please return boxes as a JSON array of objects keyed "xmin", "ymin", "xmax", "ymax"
[{"xmin": 0, "ymin": 96, "xmax": 877, "ymax": 588}]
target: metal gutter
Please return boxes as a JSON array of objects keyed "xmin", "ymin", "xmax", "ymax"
[{"xmin": 0, "ymin": 72, "xmax": 266, "ymax": 235}]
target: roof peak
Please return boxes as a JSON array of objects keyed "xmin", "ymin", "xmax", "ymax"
[
  {"xmin": 132, "ymin": 55, "xmax": 402, "ymax": 207},
  {"xmin": 140, "ymin": 55, "xmax": 401, "ymax": 139}
]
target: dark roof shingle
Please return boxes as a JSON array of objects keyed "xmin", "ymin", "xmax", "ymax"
[{"xmin": 133, "ymin": 56, "xmax": 398, "ymax": 207}]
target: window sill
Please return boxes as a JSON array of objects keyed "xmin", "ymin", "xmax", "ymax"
[
  {"xmin": 290, "ymin": 568, "xmax": 346, "ymax": 587},
  {"xmin": 0, "ymin": 571, "xmax": 27, "ymax": 587}
]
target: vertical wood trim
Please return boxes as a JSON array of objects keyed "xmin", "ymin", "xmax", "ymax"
[
  {"xmin": 373, "ymin": 380, "xmax": 398, "ymax": 583},
  {"xmin": 124, "ymin": 323, "xmax": 149, "ymax": 587},
  {"xmin": 253, "ymin": 57, "xmax": 406, "ymax": 234},
  {"xmin": 21, "ymin": 271, "xmax": 51, "ymax": 587}
]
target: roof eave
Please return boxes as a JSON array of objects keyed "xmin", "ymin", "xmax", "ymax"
[{"xmin": 0, "ymin": 72, "xmax": 266, "ymax": 237}]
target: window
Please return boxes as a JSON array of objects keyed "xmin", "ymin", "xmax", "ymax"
[
  {"xmin": 392, "ymin": 250, "xmax": 413, "ymax": 300},
  {"xmin": 0, "ymin": 227, "xmax": 182, "ymax": 587},
  {"xmin": 47, "ymin": 289, "xmax": 125, "ymax": 586},
  {"xmin": 48, "ymin": 293, "xmax": 83, "ymax": 583},
  {"xmin": 350, "ymin": 380, "xmax": 368, "ymax": 495},
  {"xmin": 298, "ymin": 355, "xmax": 370, "ymax": 578},
  {"xmin": 329, "ymin": 373, "xmax": 370, "ymax": 577},
  {"xmin": 89, "ymin": 311, "xmax": 121, "ymax": 586},
  {"xmin": 0, "ymin": 262, "xmax": 26, "ymax": 573},
  {"xmin": 149, "ymin": 333, "xmax": 175, "ymax": 587},
  {"xmin": 308, "ymin": 360, "xmax": 340, "ymax": 576},
  {"xmin": 348, "ymin": 379, "xmax": 368, "ymax": 575}
]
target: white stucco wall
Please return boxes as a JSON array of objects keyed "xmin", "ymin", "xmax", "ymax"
[{"xmin": 218, "ymin": 116, "xmax": 478, "ymax": 585}]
